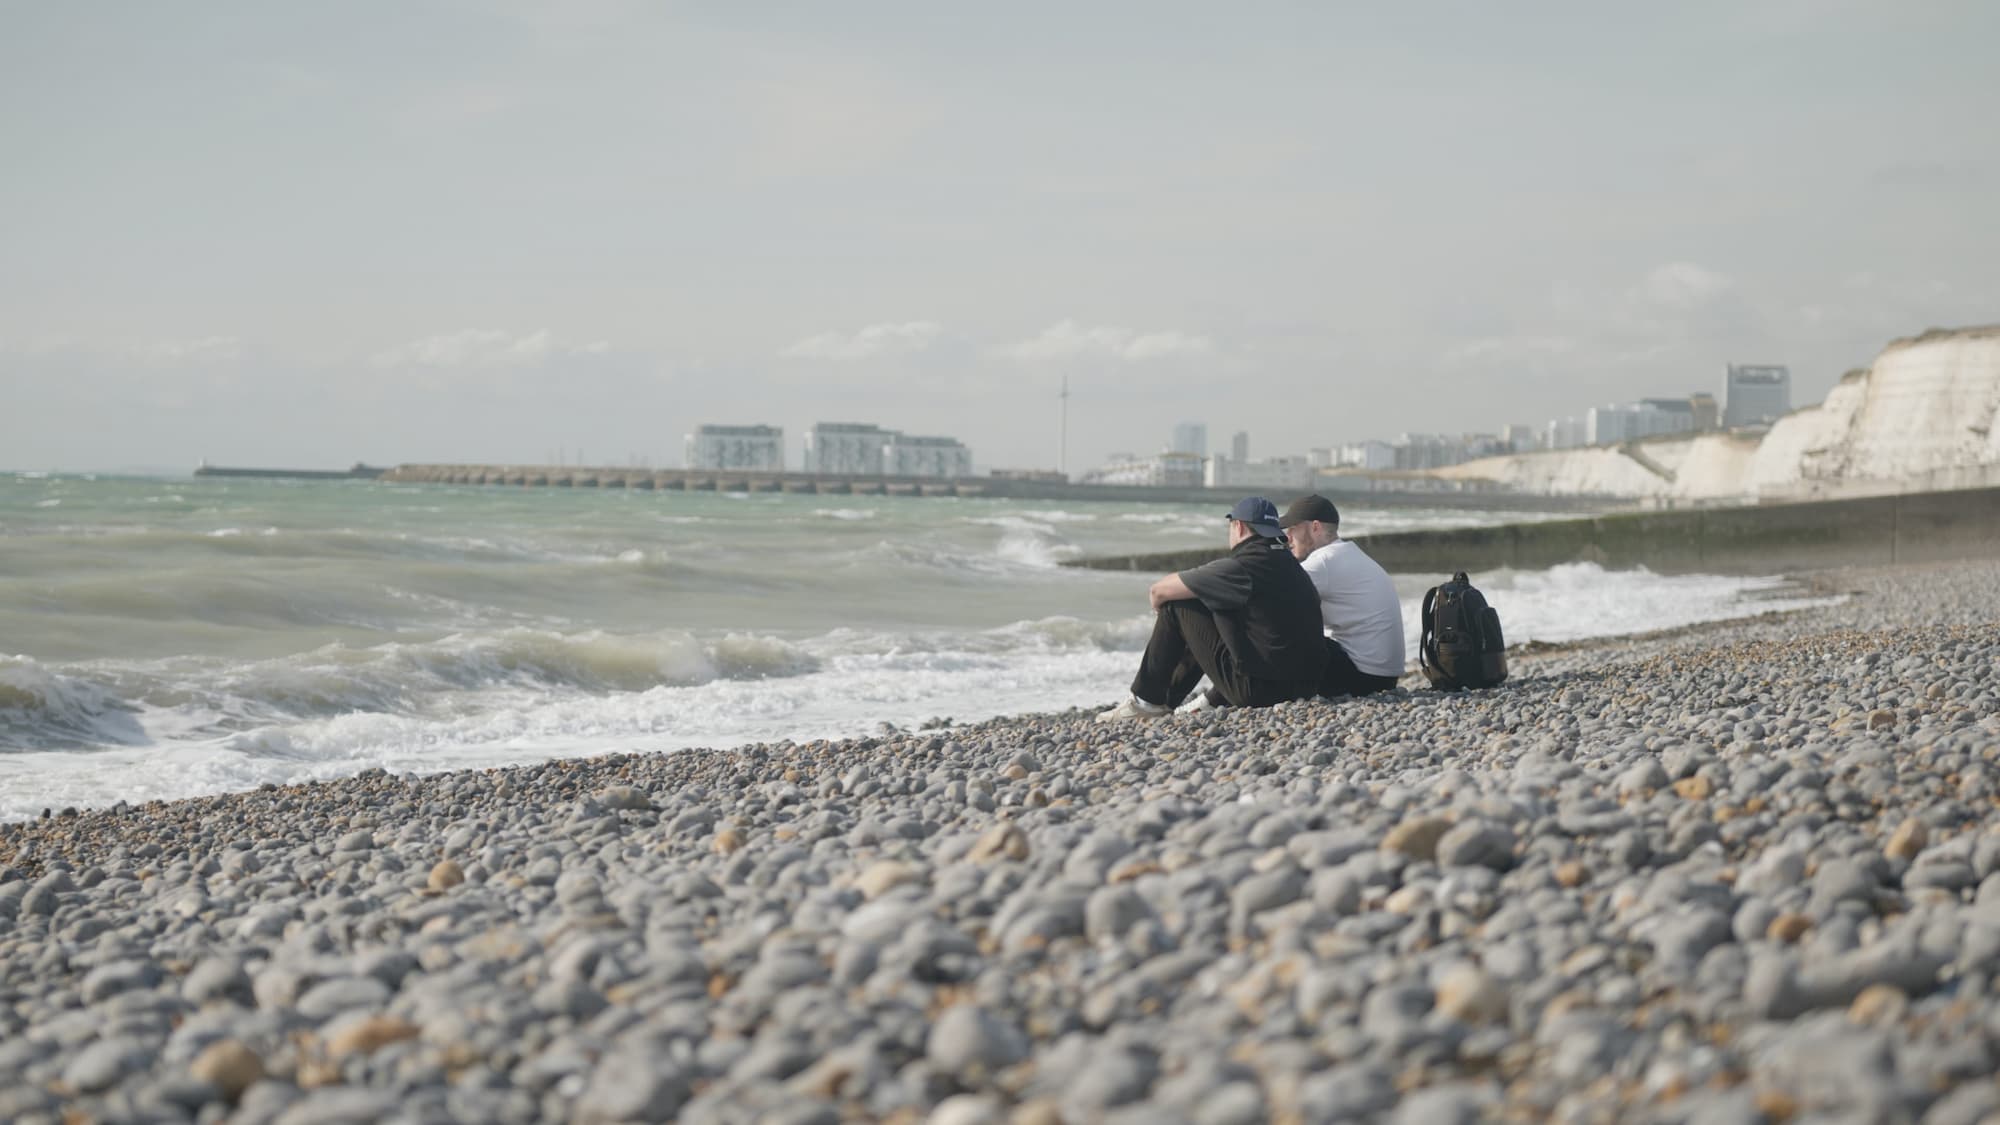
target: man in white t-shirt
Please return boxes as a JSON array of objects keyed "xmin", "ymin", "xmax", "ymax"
[{"xmin": 1278, "ymin": 495, "xmax": 1406, "ymax": 697}]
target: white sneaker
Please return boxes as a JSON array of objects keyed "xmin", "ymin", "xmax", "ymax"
[
  {"xmin": 1178, "ymin": 693, "xmax": 1223, "ymax": 714},
  {"xmin": 1097, "ymin": 695, "xmax": 1170, "ymax": 722}
]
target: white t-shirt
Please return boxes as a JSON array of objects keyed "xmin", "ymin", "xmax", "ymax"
[{"xmin": 1300, "ymin": 539, "xmax": 1406, "ymax": 677}]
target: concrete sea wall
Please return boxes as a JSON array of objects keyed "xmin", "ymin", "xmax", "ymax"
[{"xmin": 1068, "ymin": 484, "xmax": 2000, "ymax": 577}]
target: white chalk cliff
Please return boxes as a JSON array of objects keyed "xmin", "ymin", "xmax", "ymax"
[{"xmin": 1437, "ymin": 325, "xmax": 2000, "ymax": 502}]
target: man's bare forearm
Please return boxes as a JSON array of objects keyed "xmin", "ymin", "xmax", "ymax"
[{"xmin": 1148, "ymin": 573, "xmax": 1194, "ymax": 611}]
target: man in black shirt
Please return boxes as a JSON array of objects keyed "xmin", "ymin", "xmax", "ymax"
[{"xmin": 1098, "ymin": 497, "xmax": 1328, "ymax": 721}]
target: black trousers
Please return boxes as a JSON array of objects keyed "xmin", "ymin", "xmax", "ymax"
[
  {"xmin": 1131, "ymin": 600, "xmax": 1314, "ymax": 709},
  {"xmin": 1321, "ymin": 637, "xmax": 1401, "ymax": 698}
]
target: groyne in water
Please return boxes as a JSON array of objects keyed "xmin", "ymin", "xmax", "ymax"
[
  {"xmin": 1067, "ymin": 484, "xmax": 2000, "ymax": 576},
  {"xmin": 193, "ymin": 463, "xmax": 386, "ymax": 481}
]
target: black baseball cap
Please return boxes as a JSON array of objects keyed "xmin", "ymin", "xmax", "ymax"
[
  {"xmin": 1279, "ymin": 494, "xmax": 1341, "ymax": 529},
  {"xmin": 1224, "ymin": 496, "xmax": 1285, "ymax": 538}
]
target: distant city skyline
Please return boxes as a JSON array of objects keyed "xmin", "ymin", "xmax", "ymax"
[{"xmin": 4, "ymin": 2, "xmax": 1997, "ymax": 473}]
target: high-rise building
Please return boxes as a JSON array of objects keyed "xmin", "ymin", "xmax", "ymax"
[
  {"xmin": 1230, "ymin": 431, "xmax": 1249, "ymax": 462},
  {"xmin": 685, "ymin": 424, "xmax": 784, "ymax": 471},
  {"xmin": 803, "ymin": 422, "xmax": 894, "ymax": 475},
  {"xmin": 1170, "ymin": 423, "xmax": 1208, "ymax": 457},
  {"xmin": 1338, "ymin": 441, "xmax": 1397, "ymax": 470},
  {"xmin": 1723, "ymin": 364, "xmax": 1792, "ymax": 428},
  {"xmin": 1689, "ymin": 393, "xmax": 1720, "ymax": 431}
]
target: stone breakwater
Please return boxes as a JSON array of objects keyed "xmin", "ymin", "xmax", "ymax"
[{"xmin": 1, "ymin": 563, "xmax": 1997, "ymax": 1125}]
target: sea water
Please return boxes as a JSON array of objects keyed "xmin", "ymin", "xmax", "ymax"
[{"xmin": 0, "ymin": 474, "xmax": 1833, "ymax": 819}]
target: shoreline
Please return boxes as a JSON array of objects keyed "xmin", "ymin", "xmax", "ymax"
[
  {"xmin": 2, "ymin": 557, "xmax": 1997, "ymax": 1121},
  {"xmin": 0, "ymin": 566, "xmax": 1843, "ymax": 828}
]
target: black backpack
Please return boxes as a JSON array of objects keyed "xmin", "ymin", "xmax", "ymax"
[{"xmin": 1419, "ymin": 572, "xmax": 1508, "ymax": 690}]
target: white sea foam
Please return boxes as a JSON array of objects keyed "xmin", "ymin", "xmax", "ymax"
[
  {"xmin": 0, "ymin": 564, "xmax": 1841, "ymax": 820},
  {"xmin": 1395, "ymin": 563, "xmax": 1840, "ymax": 648}
]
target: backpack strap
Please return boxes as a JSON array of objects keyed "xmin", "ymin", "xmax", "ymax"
[{"xmin": 1420, "ymin": 586, "xmax": 1438, "ymax": 654}]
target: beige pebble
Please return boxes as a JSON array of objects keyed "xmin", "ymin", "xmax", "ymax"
[
  {"xmin": 1885, "ymin": 818, "xmax": 1928, "ymax": 861},
  {"xmin": 1108, "ymin": 857, "xmax": 1163, "ymax": 883},
  {"xmin": 1009, "ymin": 1098, "xmax": 1064, "ymax": 1125},
  {"xmin": 1673, "ymin": 776, "xmax": 1713, "ymax": 801},
  {"xmin": 968, "ymin": 823, "xmax": 1030, "ymax": 863},
  {"xmin": 1250, "ymin": 847, "xmax": 1292, "ymax": 873},
  {"xmin": 1848, "ymin": 983, "xmax": 1909, "ymax": 1026},
  {"xmin": 855, "ymin": 860, "xmax": 922, "ymax": 900},
  {"xmin": 1766, "ymin": 913, "xmax": 1813, "ymax": 943},
  {"xmin": 1754, "ymin": 1090, "xmax": 1800, "ymax": 1121},
  {"xmin": 1434, "ymin": 964, "xmax": 1508, "ymax": 1024},
  {"xmin": 1554, "ymin": 861, "xmax": 1587, "ymax": 888},
  {"xmin": 1384, "ymin": 886, "xmax": 1429, "ymax": 915},
  {"xmin": 427, "ymin": 859, "xmax": 464, "ymax": 892},
  {"xmin": 713, "ymin": 827, "xmax": 743, "ymax": 855},
  {"xmin": 189, "ymin": 1040, "xmax": 263, "ymax": 1102},
  {"xmin": 1381, "ymin": 816, "xmax": 1453, "ymax": 861},
  {"xmin": 328, "ymin": 1015, "xmax": 419, "ymax": 1058}
]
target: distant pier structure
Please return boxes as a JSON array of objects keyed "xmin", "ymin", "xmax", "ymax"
[
  {"xmin": 378, "ymin": 463, "xmax": 985, "ymax": 496},
  {"xmin": 189, "ymin": 461, "xmax": 1602, "ymax": 509}
]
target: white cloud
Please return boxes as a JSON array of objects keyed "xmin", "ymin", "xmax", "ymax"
[
  {"xmin": 371, "ymin": 330, "xmax": 609, "ymax": 368},
  {"xmin": 1640, "ymin": 262, "xmax": 1734, "ymax": 308},
  {"xmin": 780, "ymin": 321, "xmax": 942, "ymax": 360},
  {"xmin": 141, "ymin": 336, "xmax": 244, "ymax": 363},
  {"xmin": 1443, "ymin": 335, "xmax": 1578, "ymax": 364},
  {"xmin": 740, "ymin": 56, "xmax": 939, "ymax": 180},
  {"xmin": 1005, "ymin": 320, "xmax": 1215, "ymax": 362}
]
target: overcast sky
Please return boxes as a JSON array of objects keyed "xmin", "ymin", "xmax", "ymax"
[{"xmin": 4, "ymin": 0, "xmax": 1996, "ymax": 473}]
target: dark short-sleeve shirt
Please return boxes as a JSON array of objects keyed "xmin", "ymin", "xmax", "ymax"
[{"xmin": 1178, "ymin": 537, "xmax": 1327, "ymax": 687}]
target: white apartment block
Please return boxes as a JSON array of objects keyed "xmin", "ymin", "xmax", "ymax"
[
  {"xmin": 882, "ymin": 434, "xmax": 973, "ymax": 478},
  {"xmin": 1335, "ymin": 441, "xmax": 1397, "ymax": 470},
  {"xmin": 803, "ymin": 422, "xmax": 894, "ymax": 475},
  {"xmin": 804, "ymin": 422, "xmax": 973, "ymax": 478},
  {"xmin": 1205, "ymin": 455, "xmax": 1313, "ymax": 491},
  {"xmin": 1083, "ymin": 451, "xmax": 1206, "ymax": 488},
  {"xmin": 1587, "ymin": 401, "xmax": 1696, "ymax": 445},
  {"xmin": 685, "ymin": 424, "xmax": 784, "ymax": 471},
  {"xmin": 1545, "ymin": 416, "xmax": 1588, "ymax": 450}
]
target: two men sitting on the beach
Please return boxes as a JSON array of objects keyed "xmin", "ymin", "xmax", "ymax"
[{"xmin": 1098, "ymin": 494, "xmax": 1405, "ymax": 721}]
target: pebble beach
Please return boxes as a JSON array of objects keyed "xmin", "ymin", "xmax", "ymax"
[{"xmin": 3, "ymin": 559, "xmax": 1998, "ymax": 1125}]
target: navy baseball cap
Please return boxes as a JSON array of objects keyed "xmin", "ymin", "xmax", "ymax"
[{"xmin": 1224, "ymin": 496, "xmax": 1284, "ymax": 539}]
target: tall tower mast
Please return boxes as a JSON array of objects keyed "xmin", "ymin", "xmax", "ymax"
[{"xmin": 1058, "ymin": 375, "xmax": 1070, "ymax": 477}]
